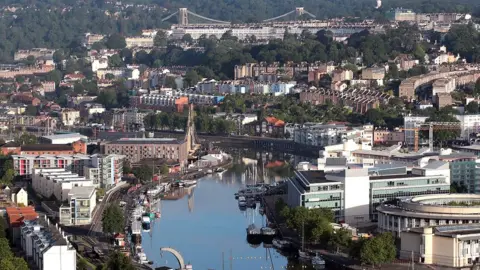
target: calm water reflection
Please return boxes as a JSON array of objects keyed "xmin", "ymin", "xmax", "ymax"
[{"xmin": 141, "ymin": 169, "xmax": 311, "ymax": 270}]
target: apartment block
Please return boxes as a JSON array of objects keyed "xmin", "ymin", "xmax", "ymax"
[
  {"xmin": 14, "ymin": 48, "xmax": 55, "ymax": 61},
  {"xmin": 12, "ymin": 154, "xmax": 92, "ymax": 177},
  {"xmin": 129, "ymin": 94, "xmax": 189, "ymax": 113},
  {"xmin": 361, "ymin": 67, "xmax": 385, "ymax": 80},
  {"xmin": 373, "ymin": 129, "xmax": 405, "ymax": 145},
  {"xmin": 102, "ymin": 138, "xmax": 188, "ymax": 166},
  {"xmin": 61, "ymin": 186, "xmax": 96, "ymax": 225},
  {"xmin": 125, "ymin": 36, "xmax": 154, "ymax": 48},
  {"xmin": 299, "ymin": 88, "xmax": 390, "ymax": 113},
  {"xmin": 332, "ymin": 69, "xmax": 353, "ymax": 82},
  {"xmin": 32, "ymin": 168, "xmax": 93, "ymax": 202},
  {"xmin": 84, "ymin": 154, "xmax": 124, "ymax": 188},
  {"xmin": 20, "ymin": 217, "xmax": 76, "ymax": 270}
]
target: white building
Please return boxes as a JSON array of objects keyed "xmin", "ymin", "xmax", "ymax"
[
  {"xmin": 39, "ymin": 133, "xmax": 87, "ymax": 145},
  {"xmin": 32, "ymin": 168, "xmax": 93, "ymax": 202},
  {"xmin": 11, "ymin": 187, "xmax": 28, "ymax": 206},
  {"xmin": 61, "ymin": 109, "xmax": 80, "ymax": 126},
  {"xmin": 287, "ymin": 162, "xmax": 451, "ymax": 224},
  {"xmin": 91, "ymin": 57, "xmax": 108, "ymax": 72},
  {"xmin": 61, "ymin": 186, "xmax": 96, "ymax": 225},
  {"xmin": 20, "ymin": 217, "xmax": 76, "ymax": 270},
  {"xmin": 294, "ymin": 124, "xmax": 373, "ymax": 148}
]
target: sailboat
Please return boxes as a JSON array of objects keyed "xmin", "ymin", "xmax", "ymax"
[{"xmin": 298, "ymin": 220, "xmax": 311, "ymax": 260}]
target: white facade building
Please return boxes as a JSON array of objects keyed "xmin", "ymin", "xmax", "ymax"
[
  {"xmin": 287, "ymin": 162, "xmax": 451, "ymax": 224},
  {"xmin": 91, "ymin": 58, "xmax": 108, "ymax": 72},
  {"xmin": 61, "ymin": 109, "xmax": 80, "ymax": 126},
  {"xmin": 13, "ymin": 154, "xmax": 92, "ymax": 177},
  {"xmin": 20, "ymin": 217, "xmax": 76, "ymax": 270},
  {"xmin": 40, "ymin": 133, "xmax": 88, "ymax": 144},
  {"xmin": 62, "ymin": 186, "xmax": 96, "ymax": 225},
  {"xmin": 32, "ymin": 168, "xmax": 93, "ymax": 202},
  {"xmin": 11, "ymin": 188, "xmax": 28, "ymax": 206}
]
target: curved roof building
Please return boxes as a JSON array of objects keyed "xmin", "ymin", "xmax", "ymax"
[{"xmin": 377, "ymin": 194, "xmax": 480, "ymax": 236}]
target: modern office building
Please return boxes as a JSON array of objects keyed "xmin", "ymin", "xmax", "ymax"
[
  {"xmin": 20, "ymin": 217, "xmax": 76, "ymax": 270},
  {"xmin": 378, "ymin": 194, "xmax": 480, "ymax": 239},
  {"xmin": 287, "ymin": 162, "xmax": 451, "ymax": 224},
  {"xmin": 32, "ymin": 168, "xmax": 93, "ymax": 202},
  {"xmin": 102, "ymin": 138, "xmax": 188, "ymax": 166},
  {"xmin": 439, "ymin": 153, "xmax": 479, "ymax": 193}
]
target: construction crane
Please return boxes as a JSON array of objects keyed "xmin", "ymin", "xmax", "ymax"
[{"xmin": 400, "ymin": 122, "xmax": 461, "ymax": 152}]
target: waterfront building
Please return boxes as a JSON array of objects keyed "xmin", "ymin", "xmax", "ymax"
[
  {"xmin": 102, "ymin": 138, "xmax": 188, "ymax": 166},
  {"xmin": 12, "ymin": 154, "xmax": 92, "ymax": 177},
  {"xmin": 373, "ymin": 128, "xmax": 405, "ymax": 145},
  {"xmin": 378, "ymin": 194, "xmax": 480, "ymax": 239},
  {"xmin": 287, "ymin": 162, "xmax": 451, "ymax": 224},
  {"xmin": 60, "ymin": 186, "xmax": 96, "ymax": 225},
  {"xmin": 400, "ymin": 223, "xmax": 480, "ymax": 268},
  {"xmin": 32, "ymin": 168, "xmax": 93, "ymax": 202},
  {"xmin": 84, "ymin": 154, "xmax": 124, "ymax": 188},
  {"xmin": 20, "ymin": 217, "xmax": 76, "ymax": 270}
]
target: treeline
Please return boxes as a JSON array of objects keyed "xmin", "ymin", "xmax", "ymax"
[
  {"xmin": 0, "ymin": 217, "xmax": 29, "ymax": 270},
  {"xmin": 143, "ymin": 111, "xmax": 236, "ymax": 135}
]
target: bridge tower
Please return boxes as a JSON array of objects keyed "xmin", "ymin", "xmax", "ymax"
[
  {"xmin": 179, "ymin": 8, "xmax": 189, "ymax": 25},
  {"xmin": 295, "ymin": 7, "xmax": 305, "ymax": 20}
]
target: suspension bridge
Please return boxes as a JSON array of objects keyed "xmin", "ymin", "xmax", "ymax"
[{"xmin": 161, "ymin": 7, "xmax": 316, "ymax": 25}]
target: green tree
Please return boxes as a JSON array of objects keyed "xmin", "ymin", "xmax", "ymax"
[
  {"xmin": 108, "ymin": 54, "xmax": 124, "ymax": 68},
  {"xmin": 25, "ymin": 105, "xmax": 38, "ymax": 116},
  {"xmin": 45, "ymin": 70, "xmax": 62, "ymax": 85},
  {"xmin": 97, "ymin": 90, "xmax": 118, "ymax": 109},
  {"xmin": 123, "ymin": 160, "xmax": 132, "ymax": 174},
  {"xmin": 15, "ymin": 133, "xmax": 37, "ymax": 145},
  {"xmin": 328, "ymin": 228, "xmax": 352, "ymax": 253},
  {"xmin": 160, "ymin": 164, "xmax": 169, "ymax": 175},
  {"xmin": 105, "ymin": 73, "xmax": 116, "ymax": 80},
  {"xmin": 181, "ymin": 34, "xmax": 194, "ymax": 44},
  {"xmin": 413, "ymin": 44, "xmax": 426, "ymax": 61},
  {"xmin": 8, "ymin": 257, "xmax": 29, "ymax": 270},
  {"xmin": 184, "ymin": 70, "xmax": 200, "ymax": 88},
  {"xmin": 0, "ymin": 169, "xmax": 14, "ymax": 185},
  {"xmin": 102, "ymin": 204, "xmax": 125, "ymax": 234},
  {"xmin": 103, "ymin": 251, "xmax": 134, "ymax": 270},
  {"xmin": 475, "ymin": 78, "xmax": 480, "ymax": 97},
  {"xmin": 78, "ymin": 257, "xmax": 90, "ymax": 270},
  {"xmin": 0, "ymin": 238, "xmax": 13, "ymax": 261},
  {"xmin": 52, "ymin": 50, "xmax": 65, "ymax": 63},
  {"xmin": 359, "ymin": 233, "xmax": 396, "ymax": 266},
  {"xmin": 164, "ymin": 76, "xmax": 177, "ymax": 89},
  {"xmin": 132, "ymin": 164, "xmax": 154, "ymax": 183},
  {"xmin": 466, "ymin": 101, "xmax": 479, "ymax": 114},
  {"xmin": 154, "ymin": 30, "xmax": 168, "ymax": 47},
  {"xmin": 0, "ymin": 216, "xmax": 6, "ymax": 238},
  {"xmin": 105, "ymin": 34, "xmax": 126, "ymax": 49}
]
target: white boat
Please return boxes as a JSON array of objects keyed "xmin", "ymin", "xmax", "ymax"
[
  {"xmin": 312, "ymin": 253, "xmax": 326, "ymax": 267},
  {"xmin": 183, "ymin": 180, "xmax": 197, "ymax": 187},
  {"xmin": 207, "ymin": 169, "xmax": 213, "ymax": 174},
  {"xmin": 238, "ymin": 196, "xmax": 247, "ymax": 206},
  {"xmin": 146, "ymin": 185, "xmax": 163, "ymax": 196},
  {"xmin": 299, "ymin": 250, "xmax": 311, "ymax": 260},
  {"xmin": 272, "ymin": 239, "xmax": 291, "ymax": 250},
  {"xmin": 136, "ymin": 252, "xmax": 149, "ymax": 264},
  {"xmin": 260, "ymin": 227, "xmax": 276, "ymax": 236}
]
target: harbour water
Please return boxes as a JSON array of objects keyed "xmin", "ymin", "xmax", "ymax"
[{"xmin": 141, "ymin": 168, "xmax": 313, "ymax": 270}]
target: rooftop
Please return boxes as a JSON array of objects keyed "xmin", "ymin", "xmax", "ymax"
[
  {"xmin": 41, "ymin": 133, "xmax": 87, "ymax": 141},
  {"xmin": 21, "ymin": 144, "xmax": 72, "ymax": 152},
  {"xmin": 108, "ymin": 138, "xmax": 185, "ymax": 145},
  {"xmin": 68, "ymin": 186, "xmax": 95, "ymax": 198}
]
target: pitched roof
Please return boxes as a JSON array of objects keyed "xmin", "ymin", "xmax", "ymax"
[{"xmin": 265, "ymin": 116, "xmax": 285, "ymax": 127}]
